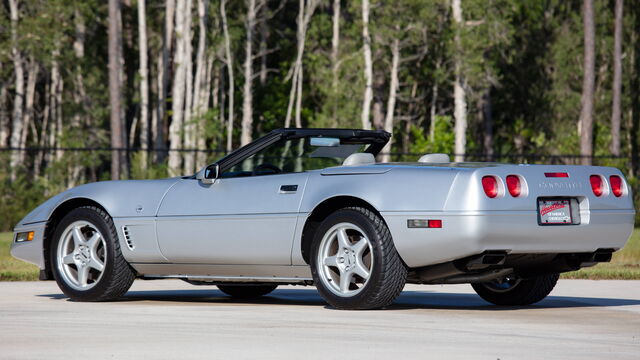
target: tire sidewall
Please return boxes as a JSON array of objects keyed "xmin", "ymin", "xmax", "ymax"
[
  {"xmin": 310, "ymin": 208, "xmax": 387, "ymax": 309},
  {"xmin": 50, "ymin": 207, "xmax": 119, "ymax": 301}
]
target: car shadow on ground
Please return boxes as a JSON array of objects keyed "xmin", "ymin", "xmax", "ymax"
[{"xmin": 38, "ymin": 288, "xmax": 640, "ymax": 311}]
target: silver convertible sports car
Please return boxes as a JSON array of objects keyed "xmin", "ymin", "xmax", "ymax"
[{"xmin": 11, "ymin": 128, "xmax": 636, "ymax": 309}]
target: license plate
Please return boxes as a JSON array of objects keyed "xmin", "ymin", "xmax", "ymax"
[{"xmin": 538, "ymin": 199, "xmax": 573, "ymax": 225}]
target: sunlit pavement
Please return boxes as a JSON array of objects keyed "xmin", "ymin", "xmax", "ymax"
[{"xmin": 0, "ymin": 279, "xmax": 638, "ymax": 359}]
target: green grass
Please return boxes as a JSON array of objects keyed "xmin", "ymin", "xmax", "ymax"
[
  {"xmin": 0, "ymin": 232, "xmax": 39, "ymax": 281},
  {"xmin": 1, "ymin": 229, "xmax": 639, "ymax": 281}
]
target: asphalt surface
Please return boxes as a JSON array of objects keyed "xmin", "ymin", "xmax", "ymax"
[{"xmin": 0, "ymin": 280, "xmax": 638, "ymax": 359}]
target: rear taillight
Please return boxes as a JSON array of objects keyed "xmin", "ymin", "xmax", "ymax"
[
  {"xmin": 506, "ymin": 175, "xmax": 521, "ymax": 197},
  {"xmin": 610, "ymin": 175, "xmax": 623, "ymax": 197},
  {"xmin": 482, "ymin": 176, "xmax": 499, "ymax": 198},
  {"xmin": 590, "ymin": 175, "xmax": 604, "ymax": 197}
]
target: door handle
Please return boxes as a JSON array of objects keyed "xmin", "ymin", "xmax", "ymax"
[{"xmin": 279, "ymin": 185, "xmax": 298, "ymax": 194}]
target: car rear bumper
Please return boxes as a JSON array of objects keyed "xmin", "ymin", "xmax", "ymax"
[{"xmin": 383, "ymin": 209, "xmax": 635, "ymax": 268}]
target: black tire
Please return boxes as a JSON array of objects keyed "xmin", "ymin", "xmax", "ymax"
[
  {"xmin": 471, "ymin": 273, "xmax": 559, "ymax": 306},
  {"xmin": 50, "ymin": 206, "xmax": 136, "ymax": 301},
  {"xmin": 217, "ymin": 284, "xmax": 278, "ymax": 298},
  {"xmin": 310, "ymin": 207, "xmax": 407, "ymax": 310}
]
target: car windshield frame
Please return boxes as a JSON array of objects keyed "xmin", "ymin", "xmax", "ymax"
[{"xmin": 204, "ymin": 128, "xmax": 390, "ymax": 178}]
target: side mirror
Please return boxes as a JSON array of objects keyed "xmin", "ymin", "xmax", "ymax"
[{"xmin": 196, "ymin": 164, "xmax": 219, "ymax": 184}]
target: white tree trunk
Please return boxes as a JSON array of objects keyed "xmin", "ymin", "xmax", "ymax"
[
  {"xmin": 9, "ymin": 0, "xmax": 24, "ymax": 180},
  {"xmin": 193, "ymin": 0, "xmax": 210, "ymax": 167},
  {"xmin": 0, "ymin": 68, "xmax": 8, "ymax": 148},
  {"xmin": 168, "ymin": 0, "xmax": 187, "ymax": 175},
  {"xmin": 241, "ymin": 0, "xmax": 256, "ymax": 146},
  {"xmin": 183, "ymin": 0, "xmax": 195, "ymax": 174},
  {"xmin": 284, "ymin": 0, "xmax": 318, "ymax": 128},
  {"xmin": 360, "ymin": 0, "xmax": 373, "ymax": 130},
  {"xmin": 452, "ymin": 0, "xmax": 467, "ymax": 162},
  {"xmin": 137, "ymin": 0, "xmax": 150, "ymax": 171},
  {"xmin": 157, "ymin": 0, "xmax": 175, "ymax": 163},
  {"xmin": 380, "ymin": 38, "xmax": 399, "ymax": 163},
  {"xmin": 221, "ymin": 0, "xmax": 235, "ymax": 152}
]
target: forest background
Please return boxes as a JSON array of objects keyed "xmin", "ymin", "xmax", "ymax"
[{"xmin": 0, "ymin": 0, "xmax": 638, "ymax": 231}]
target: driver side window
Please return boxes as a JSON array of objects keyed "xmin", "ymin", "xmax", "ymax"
[{"xmin": 220, "ymin": 137, "xmax": 365, "ymax": 179}]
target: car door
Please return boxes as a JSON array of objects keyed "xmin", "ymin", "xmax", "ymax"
[{"xmin": 156, "ymin": 172, "xmax": 309, "ymax": 265}]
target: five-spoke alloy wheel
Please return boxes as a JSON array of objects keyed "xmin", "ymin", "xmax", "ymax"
[
  {"xmin": 56, "ymin": 220, "xmax": 107, "ymax": 290},
  {"xmin": 310, "ymin": 207, "xmax": 407, "ymax": 310},
  {"xmin": 317, "ymin": 223, "xmax": 373, "ymax": 297},
  {"xmin": 51, "ymin": 206, "xmax": 135, "ymax": 301}
]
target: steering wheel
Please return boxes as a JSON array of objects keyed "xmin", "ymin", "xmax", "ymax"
[{"xmin": 252, "ymin": 163, "xmax": 282, "ymax": 176}]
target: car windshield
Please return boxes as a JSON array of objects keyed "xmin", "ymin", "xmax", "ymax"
[{"xmin": 221, "ymin": 136, "xmax": 370, "ymax": 178}]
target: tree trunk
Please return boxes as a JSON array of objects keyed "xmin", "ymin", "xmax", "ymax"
[
  {"xmin": 20, "ymin": 59, "xmax": 38, "ymax": 165},
  {"xmin": 630, "ymin": 3, "xmax": 640, "ymax": 177},
  {"xmin": 429, "ymin": 80, "xmax": 438, "ymax": 142},
  {"xmin": 169, "ymin": 0, "xmax": 188, "ymax": 175},
  {"xmin": 241, "ymin": 0, "xmax": 256, "ymax": 147},
  {"xmin": 482, "ymin": 87, "xmax": 493, "ymax": 160},
  {"xmin": 9, "ymin": 0, "xmax": 24, "ymax": 180},
  {"xmin": 183, "ymin": 0, "xmax": 195, "ymax": 175},
  {"xmin": 284, "ymin": 0, "xmax": 318, "ymax": 128},
  {"xmin": 108, "ymin": 0, "xmax": 125, "ymax": 180},
  {"xmin": 610, "ymin": 0, "xmax": 623, "ymax": 156},
  {"xmin": 380, "ymin": 38, "xmax": 399, "ymax": 163},
  {"xmin": 156, "ymin": 0, "xmax": 175, "ymax": 164},
  {"xmin": 137, "ymin": 0, "xmax": 150, "ymax": 170},
  {"xmin": 34, "ymin": 79, "xmax": 49, "ymax": 178},
  {"xmin": 193, "ymin": 0, "xmax": 210, "ymax": 168},
  {"xmin": 330, "ymin": 0, "xmax": 340, "ymax": 123},
  {"xmin": 258, "ymin": 16, "xmax": 269, "ymax": 86},
  {"xmin": 361, "ymin": 0, "xmax": 373, "ymax": 130},
  {"xmin": 0, "ymin": 69, "xmax": 8, "ymax": 148},
  {"xmin": 70, "ymin": 8, "xmax": 87, "ymax": 185},
  {"xmin": 579, "ymin": 0, "xmax": 596, "ymax": 165},
  {"xmin": 221, "ymin": 0, "xmax": 235, "ymax": 152},
  {"xmin": 452, "ymin": 0, "xmax": 467, "ymax": 163}
]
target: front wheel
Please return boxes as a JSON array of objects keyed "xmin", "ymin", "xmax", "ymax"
[
  {"xmin": 471, "ymin": 273, "xmax": 559, "ymax": 306},
  {"xmin": 310, "ymin": 207, "xmax": 407, "ymax": 310},
  {"xmin": 51, "ymin": 206, "xmax": 135, "ymax": 301}
]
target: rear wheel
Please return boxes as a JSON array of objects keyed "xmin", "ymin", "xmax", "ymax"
[
  {"xmin": 471, "ymin": 273, "xmax": 559, "ymax": 306},
  {"xmin": 310, "ymin": 207, "xmax": 407, "ymax": 310},
  {"xmin": 51, "ymin": 206, "xmax": 135, "ymax": 301},
  {"xmin": 217, "ymin": 284, "xmax": 278, "ymax": 298}
]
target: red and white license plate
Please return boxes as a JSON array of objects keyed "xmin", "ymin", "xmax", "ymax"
[{"xmin": 538, "ymin": 199, "xmax": 573, "ymax": 225}]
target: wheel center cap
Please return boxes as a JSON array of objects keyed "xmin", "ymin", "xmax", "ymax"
[{"xmin": 78, "ymin": 246, "xmax": 91, "ymax": 262}]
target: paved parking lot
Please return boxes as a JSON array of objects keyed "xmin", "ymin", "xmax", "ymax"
[{"xmin": 0, "ymin": 279, "xmax": 639, "ymax": 359}]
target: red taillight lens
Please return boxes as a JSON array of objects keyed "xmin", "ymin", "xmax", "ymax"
[
  {"xmin": 610, "ymin": 175, "xmax": 623, "ymax": 197},
  {"xmin": 545, "ymin": 172, "xmax": 569, "ymax": 178},
  {"xmin": 482, "ymin": 176, "xmax": 499, "ymax": 198},
  {"xmin": 590, "ymin": 175, "xmax": 604, "ymax": 197},
  {"xmin": 427, "ymin": 219, "xmax": 442, "ymax": 228},
  {"xmin": 506, "ymin": 175, "xmax": 521, "ymax": 197}
]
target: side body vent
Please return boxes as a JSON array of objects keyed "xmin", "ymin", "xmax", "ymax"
[{"xmin": 122, "ymin": 226, "xmax": 135, "ymax": 250}]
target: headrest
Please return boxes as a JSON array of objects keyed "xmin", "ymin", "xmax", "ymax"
[
  {"xmin": 418, "ymin": 153, "xmax": 451, "ymax": 163},
  {"xmin": 342, "ymin": 153, "xmax": 376, "ymax": 166}
]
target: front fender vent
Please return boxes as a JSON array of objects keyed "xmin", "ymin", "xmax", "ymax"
[{"xmin": 122, "ymin": 226, "xmax": 135, "ymax": 250}]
